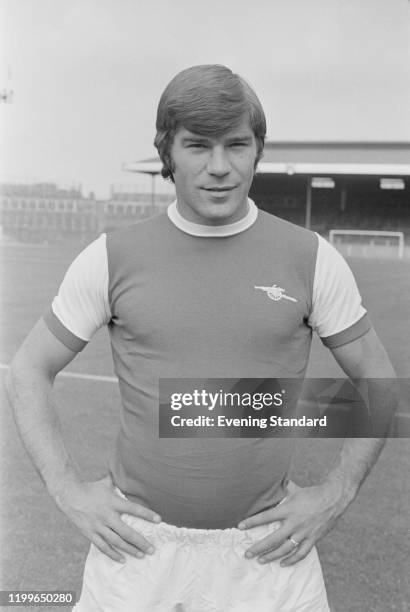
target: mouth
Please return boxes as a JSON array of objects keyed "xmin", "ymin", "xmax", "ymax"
[{"xmin": 202, "ymin": 186, "xmax": 236, "ymax": 194}]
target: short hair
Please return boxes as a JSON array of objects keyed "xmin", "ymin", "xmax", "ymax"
[{"xmin": 154, "ymin": 64, "xmax": 266, "ymax": 182}]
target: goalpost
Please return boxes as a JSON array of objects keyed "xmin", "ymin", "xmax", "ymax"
[{"xmin": 328, "ymin": 229, "xmax": 405, "ymax": 259}]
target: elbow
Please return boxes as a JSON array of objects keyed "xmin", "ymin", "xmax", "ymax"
[
  {"xmin": 4, "ymin": 368, "xmax": 13, "ymax": 403},
  {"xmin": 5, "ymin": 354, "xmax": 54, "ymax": 405},
  {"xmin": 4, "ymin": 359, "xmax": 23, "ymax": 406},
  {"xmin": 4, "ymin": 361, "xmax": 24, "ymax": 408},
  {"xmin": 357, "ymin": 354, "xmax": 397, "ymax": 380}
]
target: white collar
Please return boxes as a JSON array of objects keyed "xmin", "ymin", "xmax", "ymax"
[{"xmin": 167, "ymin": 198, "xmax": 258, "ymax": 237}]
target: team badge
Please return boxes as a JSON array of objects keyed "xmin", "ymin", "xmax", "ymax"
[{"xmin": 254, "ymin": 284, "xmax": 298, "ymax": 302}]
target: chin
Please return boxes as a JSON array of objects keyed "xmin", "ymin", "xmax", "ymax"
[
  {"xmin": 200, "ymin": 200, "xmax": 239, "ymax": 218},
  {"xmin": 204, "ymin": 209, "xmax": 237, "ymax": 223}
]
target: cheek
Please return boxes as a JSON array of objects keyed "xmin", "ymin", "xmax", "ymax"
[
  {"xmin": 175, "ymin": 160, "xmax": 203, "ymax": 182},
  {"xmin": 174, "ymin": 165, "xmax": 194, "ymax": 185},
  {"xmin": 235, "ymin": 154, "xmax": 257, "ymax": 177},
  {"xmin": 239, "ymin": 164, "xmax": 257, "ymax": 184}
]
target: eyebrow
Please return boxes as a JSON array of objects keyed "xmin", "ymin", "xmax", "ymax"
[
  {"xmin": 225, "ymin": 135, "xmax": 254, "ymax": 143},
  {"xmin": 181, "ymin": 136, "xmax": 209, "ymax": 144},
  {"xmin": 181, "ymin": 134, "xmax": 254, "ymax": 144}
]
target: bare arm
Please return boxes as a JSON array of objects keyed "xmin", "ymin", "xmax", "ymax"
[
  {"xmin": 5, "ymin": 318, "xmax": 161, "ymax": 562},
  {"xmin": 5, "ymin": 318, "xmax": 81, "ymax": 497},
  {"xmin": 241, "ymin": 328, "xmax": 398, "ymax": 566},
  {"xmin": 321, "ymin": 327, "xmax": 398, "ymax": 509}
]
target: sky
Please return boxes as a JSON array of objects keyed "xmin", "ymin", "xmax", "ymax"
[{"xmin": 1, "ymin": 0, "xmax": 409, "ymax": 199}]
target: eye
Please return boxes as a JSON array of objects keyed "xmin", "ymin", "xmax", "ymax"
[
  {"xmin": 188, "ymin": 143, "xmax": 207, "ymax": 149},
  {"xmin": 230, "ymin": 142, "xmax": 247, "ymax": 148}
]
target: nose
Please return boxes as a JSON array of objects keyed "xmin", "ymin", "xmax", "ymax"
[{"xmin": 206, "ymin": 145, "xmax": 231, "ymax": 177}]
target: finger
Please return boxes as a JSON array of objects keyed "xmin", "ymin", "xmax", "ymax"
[
  {"xmin": 280, "ymin": 540, "xmax": 312, "ymax": 567},
  {"xmin": 101, "ymin": 527, "xmax": 148, "ymax": 558},
  {"xmin": 238, "ymin": 503, "xmax": 288, "ymax": 530},
  {"xmin": 116, "ymin": 499, "xmax": 161, "ymax": 524},
  {"xmin": 110, "ymin": 517, "xmax": 155, "ymax": 555},
  {"xmin": 98, "ymin": 474, "xmax": 113, "ymax": 487},
  {"xmin": 257, "ymin": 539, "xmax": 301, "ymax": 564},
  {"xmin": 285, "ymin": 480, "xmax": 301, "ymax": 495},
  {"xmin": 244, "ymin": 529, "xmax": 287, "ymax": 559},
  {"xmin": 92, "ymin": 534, "xmax": 125, "ymax": 564}
]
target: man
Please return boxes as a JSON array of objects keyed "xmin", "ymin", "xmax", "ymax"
[{"xmin": 6, "ymin": 65, "xmax": 397, "ymax": 611}]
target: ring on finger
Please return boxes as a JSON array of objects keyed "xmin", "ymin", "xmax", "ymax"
[{"xmin": 287, "ymin": 536, "xmax": 300, "ymax": 549}]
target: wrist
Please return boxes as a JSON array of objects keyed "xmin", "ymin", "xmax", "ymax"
[
  {"xmin": 320, "ymin": 472, "xmax": 358, "ymax": 516},
  {"xmin": 47, "ymin": 469, "xmax": 83, "ymax": 507}
]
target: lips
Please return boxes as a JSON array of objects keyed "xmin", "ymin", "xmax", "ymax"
[{"xmin": 202, "ymin": 186, "xmax": 235, "ymax": 192}]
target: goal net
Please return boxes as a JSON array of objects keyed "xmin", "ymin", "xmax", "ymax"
[{"xmin": 328, "ymin": 230, "xmax": 404, "ymax": 259}]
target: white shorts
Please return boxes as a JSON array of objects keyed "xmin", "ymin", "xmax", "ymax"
[{"xmin": 74, "ymin": 491, "xmax": 329, "ymax": 612}]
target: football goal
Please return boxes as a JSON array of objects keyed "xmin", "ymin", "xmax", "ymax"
[{"xmin": 328, "ymin": 230, "xmax": 405, "ymax": 259}]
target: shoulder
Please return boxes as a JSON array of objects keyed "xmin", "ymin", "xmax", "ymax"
[
  {"xmin": 257, "ymin": 208, "xmax": 315, "ymax": 237},
  {"xmin": 255, "ymin": 208, "xmax": 319, "ymax": 255},
  {"xmin": 106, "ymin": 212, "xmax": 168, "ymax": 245},
  {"xmin": 105, "ymin": 212, "xmax": 172, "ymax": 264}
]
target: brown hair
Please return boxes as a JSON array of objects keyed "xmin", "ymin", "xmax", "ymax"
[{"xmin": 154, "ymin": 65, "xmax": 266, "ymax": 182}]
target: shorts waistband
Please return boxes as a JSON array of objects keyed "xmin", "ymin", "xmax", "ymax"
[{"xmin": 115, "ymin": 487, "xmax": 285, "ymax": 545}]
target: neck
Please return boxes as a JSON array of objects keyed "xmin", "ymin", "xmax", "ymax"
[
  {"xmin": 167, "ymin": 199, "xmax": 258, "ymax": 237},
  {"xmin": 175, "ymin": 198, "xmax": 249, "ymax": 226}
]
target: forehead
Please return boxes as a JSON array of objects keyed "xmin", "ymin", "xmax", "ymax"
[{"xmin": 174, "ymin": 116, "xmax": 255, "ymax": 142}]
